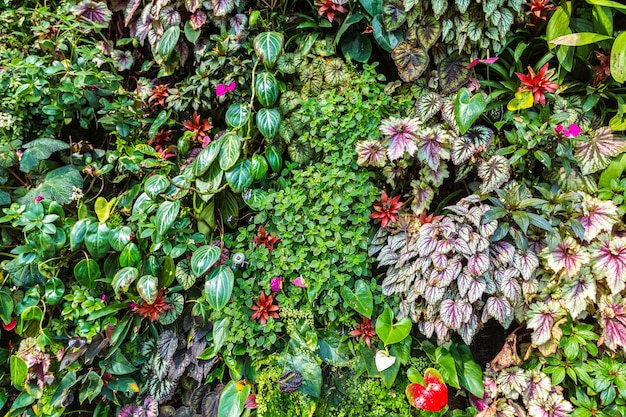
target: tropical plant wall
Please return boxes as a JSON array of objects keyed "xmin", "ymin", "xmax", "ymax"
[{"xmin": 1, "ymin": 0, "xmax": 626, "ymax": 416}]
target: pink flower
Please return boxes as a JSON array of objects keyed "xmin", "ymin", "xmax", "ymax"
[
  {"xmin": 555, "ymin": 123, "xmax": 581, "ymax": 138},
  {"xmin": 291, "ymin": 275, "xmax": 307, "ymax": 288},
  {"xmin": 270, "ymin": 276, "xmax": 283, "ymax": 292},
  {"xmin": 35, "ymin": 195, "xmax": 43, "ymax": 203},
  {"xmin": 244, "ymin": 394, "xmax": 257, "ymax": 409},
  {"xmin": 216, "ymin": 81, "xmax": 236, "ymax": 97},
  {"xmin": 467, "ymin": 56, "xmax": 499, "ymax": 69}
]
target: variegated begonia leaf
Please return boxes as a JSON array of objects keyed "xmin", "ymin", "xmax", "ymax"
[
  {"xmin": 496, "ymin": 268, "xmax": 522, "ymax": 305},
  {"xmin": 440, "ymin": 99, "xmax": 459, "ymax": 133},
  {"xmin": 391, "ymin": 42, "xmax": 430, "ymax": 83},
  {"xmin": 124, "ymin": 0, "xmax": 141, "ymax": 26},
  {"xmin": 416, "ymin": 223, "xmax": 439, "ymax": 256},
  {"xmin": 440, "ymin": 299, "xmax": 472, "ymax": 330},
  {"xmin": 411, "ymin": 182, "xmax": 435, "ymax": 215},
  {"xmin": 591, "ymin": 235, "xmax": 626, "ymax": 295},
  {"xmin": 416, "ymin": 16, "xmax": 441, "ymax": 49},
  {"xmin": 185, "ymin": 0, "xmax": 202, "ymax": 13},
  {"xmin": 465, "ymin": 125, "xmax": 493, "ymax": 151},
  {"xmin": 450, "ymin": 134, "xmax": 475, "ymax": 165},
  {"xmin": 578, "ymin": 195, "xmax": 619, "ymax": 241},
  {"xmin": 190, "ymin": 11, "xmax": 207, "ymax": 30},
  {"xmin": 468, "ymin": 277, "xmax": 486, "ymax": 303},
  {"xmin": 599, "ymin": 296, "xmax": 626, "ymax": 351},
  {"xmin": 438, "ymin": 53, "xmax": 471, "ymax": 94},
  {"xmin": 434, "ymin": 319, "xmax": 451, "ymax": 343},
  {"xmin": 417, "ymin": 127, "xmax": 450, "ymax": 170},
  {"xmin": 493, "ymin": 241, "xmax": 516, "ymax": 266},
  {"xmin": 526, "ymin": 300, "xmax": 563, "ymax": 347},
  {"xmin": 112, "ymin": 50, "xmax": 134, "ymax": 71},
  {"xmin": 561, "ymin": 270, "xmax": 596, "ymax": 318},
  {"xmin": 159, "ymin": 7, "xmax": 181, "ymax": 28},
  {"xmin": 416, "ymin": 92, "xmax": 442, "ymax": 122},
  {"xmin": 495, "ymin": 367, "xmax": 529, "ymax": 399},
  {"xmin": 457, "ymin": 271, "xmax": 472, "ymax": 298},
  {"xmin": 419, "ymin": 320, "xmax": 436, "ymax": 339},
  {"xmin": 478, "ymin": 155, "xmax": 510, "ymax": 193},
  {"xmin": 211, "ymin": 0, "xmax": 234, "ymax": 17},
  {"xmin": 458, "ymin": 314, "xmax": 479, "ymax": 345},
  {"xmin": 382, "ymin": 0, "xmax": 407, "ymax": 32},
  {"xmin": 482, "ymin": 296, "xmax": 514, "ymax": 328},
  {"xmin": 513, "ymin": 250, "xmax": 538, "ymax": 280},
  {"xmin": 380, "ymin": 116, "xmax": 420, "ymax": 161},
  {"xmin": 425, "ymin": 285, "xmax": 446, "ymax": 304},
  {"xmin": 543, "ymin": 235, "xmax": 590, "ymax": 277},
  {"xmin": 468, "ymin": 252, "xmax": 490, "ymax": 276},
  {"xmin": 419, "ymin": 164, "xmax": 449, "ymax": 187},
  {"xmin": 575, "ymin": 127, "xmax": 626, "ymax": 175},
  {"xmin": 441, "ymin": 257, "xmax": 462, "ymax": 285}
]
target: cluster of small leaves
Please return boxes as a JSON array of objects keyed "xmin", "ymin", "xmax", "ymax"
[{"xmin": 370, "ymin": 195, "xmax": 539, "ymax": 345}]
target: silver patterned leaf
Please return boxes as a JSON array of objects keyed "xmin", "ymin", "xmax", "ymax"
[
  {"xmin": 436, "ymin": 238, "xmax": 455, "ymax": 254},
  {"xmin": 411, "ymin": 277, "xmax": 427, "ymax": 297},
  {"xmin": 482, "ymin": 296, "xmax": 513, "ymax": 328},
  {"xmin": 478, "ymin": 154, "xmax": 510, "ymax": 193},
  {"xmin": 442, "ymin": 257, "xmax": 462, "ymax": 285},
  {"xmin": 440, "ymin": 99, "xmax": 460, "ymax": 133},
  {"xmin": 479, "ymin": 219, "xmax": 498, "ymax": 237},
  {"xmin": 458, "ymin": 313, "xmax": 479, "ymax": 345},
  {"xmin": 425, "ymin": 285, "xmax": 446, "ymax": 304},
  {"xmin": 493, "ymin": 241, "xmax": 516, "ymax": 265},
  {"xmin": 157, "ymin": 330, "xmax": 179, "ymax": 360},
  {"xmin": 457, "ymin": 271, "xmax": 472, "ymax": 297},
  {"xmin": 526, "ymin": 302, "xmax": 560, "ymax": 346},
  {"xmin": 440, "ymin": 298, "xmax": 472, "ymax": 329},
  {"xmin": 497, "ymin": 268, "xmax": 522, "ymax": 305},
  {"xmin": 468, "ymin": 277, "xmax": 486, "ymax": 303},
  {"xmin": 575, "ymin": 127, "xmax": 626, "ymax": 175},
  {"xmin": 450, "ymin": 134, "xmax": 475, "ymax": 165},
  {"xmin": 148, "ymin": 374, "xmax": 177, "ymax": 402},
  {"xmin": 432, "ymin": 251, "xmax": 448, "ymax": 270},
  {"xmin": 434, "ymin": 318, "xmax": 451, "ymax": 343},
  {"xmin": 468, "ymin": 252, "xmax": 490, "ymax": 276},
  {"xmin": 562, "ymin": 272, "xmax": 596, "ymax": 318},
  {"xmin": 416, "ymin": 92, "xmax": 442, "ymax": 122},
  {"xmin": 418, "ymin": 320, "xmax": 435, "ymax": 338},
  {"xmin": 454, "ymin": 237, "xmax": 472, "ymax": 256},
  {"xmin": 467, "ymin": 206, "xmax": 485, "ymax": 227},
  {"xmin": 368, "ymin": 227, "xmax": 389, "ymax": 256},
  {"xmin": 513, "ymin": 250, "xmax": 539, "ymax": 280},
  {"xmin": 417, "ymin": 228, "xmax": 439, "ymax": 257},
  {"xmin": 377, "ymin": 245, "xmax": 399, "ymax": 266}
]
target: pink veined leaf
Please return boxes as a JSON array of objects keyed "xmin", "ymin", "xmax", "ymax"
[
  {"xmin": 439, "ymin": 217, "xmax": 457, "ymax": 238},
  {"xmin": 526, "ymin": 301, "xmax": 561, "ymax": 346},
  {"xmin": 454, "ymin": 238, "xmax": 472, "ymax": 256},
  {"xmin": 124, "ymin": 0, "xmax": 141, "ymax": 26},
  {"xmin": 527, "ymin": 391, "xmax": 573, "ymax": 417},
  {"xmin": 575, "ymin": 127, "xmax": 626, "ymax": 175},
  {"xmin": 578, "ymin": 195, "xmax": 619, "ymax": 241},
  {"xmin": 417, "ymin": 128, "xmax": 450, "ymax": 170},
  {"xmin": 380, "ymin": 116, "xmax": 420, "ymax": 161},
  {"xmin": 496, "ymin": 367, "xmax": 528, "ymax": 397},
  {"xmin": 211, "ymin": 0, "xmax": 235, "ymax": 16},
  {"xmin": 561, "ymin": 271, "xmax": 596, "ymax": 318},
  {"xmin": 434, "ymin": 318, "xmax": 451, "ymax": 343},
  {"xmin": 523, "ymin": 370, "xmax": 553, "ymax": 404},
  {"xmin": 544, "ymin": 235, "xmax": 590, "ymax": 277},
  {"xmin": 425, "ymin": 285, "xmax": 446, "ymax": 304},
  {"xmin": 419, "ymin": 319, "xmax": 436, "ymax": 339},
  {"xmin": 513, "ymin": 250, "xmax": 539, "ymax": 280},
  {"xmin": 185, "ymin": 0, "xmax": 202, "ymax": 13},
  {"xmin": 479, "ymin": 219, "xmax": 498, "ymax": 237},
  {"xmin": 592, "ymin": 236, "xmax": 626, "ymax": 295},
  {"xmin": 190, "ymin": 10, "xmax": 208, "ymax": 30},
  {"xmin": 467, "ymin": 206, "xmax": 486, "ymax": 228},
  {"xmin": 468, "ymin": 277, "xmax": 486, "ymax": 303},
  {"xmin": 458, "ymin": 314, "xmax": 479, "ymax": 345},
  {"xmin": 457, "ymin": 271, "xmax": 472, "ymax": 297},
  {"xmin": 496, "ymin": 268, "xmax": 522, "ymax": 304},
  {"xmin": 420, "ymin": 164, "xmax": 450, "ymax": 187},
  {"xmin": 230, "ymin": 14, "xmax": 247, "ymax": 35},
  {"xmin": 444, "ymin": 257, "xmax": 462, "ymax": 283},
  {"xmin": 445, "ymin": 202, "xmax": 469, "ymax": 217},
  {"xmin": 599, "ymin": 296, "xmax": 626, "ymax": 351},
  {"xmin": 467, "ymin": 232, "xmax": 489, "ymax": 253},
  {"xmin": 440, "ymin": 299, "xmax": 472, "ymax": 330},
  {"xmin": 468, "ymin": 252, "xmax": 490, "ymax": 276},
  {"xmin": 134, "ymin": 16, "xmax": 152, "ymax": 45},
  {"xmin": 417, "ymin": 227, "xmax": 439, "ymax": 257},
  {"xmin": 478, "ymin": 155, "xmax": 510, "ymax": 193},
  {"xmin": 482, "ymin": 296, "xmax": 513, "ymax": 328},
  {"xmin": 493, "ymin": 241, "xmax": 516, "ymax": 265},
  {"xmin": 436, "ymin": 238, "xmax": 455, "ymax": 254},
  {"xmin": 376, "ymin": 245, "xmax": 399, "ymax": 267},
  {"xmin": 159, "ymin": 7, "xmax": 181, "ymax": 28}
]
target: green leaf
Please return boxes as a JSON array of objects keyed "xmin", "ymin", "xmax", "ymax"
[
  {"xmin": 19, "ymin": 138, "xmax": 69, "ymax": 173},
  {"xmin": 225, "ymin": 159, "xmax": 253, "ymax": 194},
  {"xmin": 599, "ymin": 153, "xmax": 626, "ymax": 188},
  {"xmin": 593, "ymin": 5, "xmax": 613, "ymax": 36},
  {"xmin": 547, "ymin": 7, "xmax": 571, "ymax": 49},
  {"xmin": 216, "ymin": 189, "xmax": 239, "ymax": 228},
  {"xmin": 460, "ymin": 359, "xmax": 483, "ymax": 398},
  {"xmin": 359, "ymin": 0, "xmax": 382, "ymax": 17},
  {"xmin": 435, "ymin": 348, "xmax": 460, "ymax": 388},
  {"xmin": 416, "ymin": 17, "xmax": 441, "ymax": 49},
  {"xmin": 50, "ymin": 371, "xmax": 77, "ymax": 407},
  {"xmin": 148, "ymin": 109, "xmax": 170, "ymax": 140},
  {"xmin": 119, "ymin": 242, "xmax": 141, "ymax": 268},
  {"xmin": 175, "ymin": 258, "xmax": 195, "ymax": 289},
  {"xmin": 256, "ymin": 108, "xmax": 281, "ymax": 139},
  {"xmin": 341, "ymin": 280, "xmax": 373, "ymax": 318},
  {"xmin": 194, "ymin": 139, "xmax": 223, "ymax": 176},
  {"xmin": 137, "ymin": 275, "xmax": 158, "ymax": 304},
  {"xmin": 108, "ymin": 226, "xmax": 132, "ymax": 252},
  {"xmin": 340, "ymin": 31, "xmax": 372, "ymax": 63},
  {"xmin": 18, "ymin": 165, "xmax": 83, "ymax": 205},
  {"xmin": 586, "ymin": 0, "xmax": 626, "ymax": 13},
  {"xmin": 250, "ymin": 154, "xmax": 269, "ymax": 180},
  {"xmin": 265, "ymin": 145, "xmax": 282, "ymax": 172},
  {"xmin": 199, "ymin": 317, "xmax": 230, "ymax": 359},
  {"xmin": 161, "ymin": 255, "xmax": 176, "ymax": 288},
  {"xmin": 184, "ymin": 20, "xmax": 200, "ymax": 43},
  {"xmin": 144, "ymin": 174, "xmax": 170, "ymax": 199},
  {"xmin": 527, "ymin": 212, "xmax": 555, "ymax": 233},
  {"xmin": 254, "ymin": 72, "xmax": 279, "ymax": 107},
  {"xmin": 219, "ymin": 132, "xmax": 242, "ymax": 171},
  {"xmin": 283, "ymin": 351, "xmax": 322, "ymax": 397},
  {"xmin": 611, "ymin": 31, "xmax": 626, "ymax": 83},
  {"xmin": 0, "ymin": 290, "xmax": 14, "ymax": 324},
  {"xmin": 191, "ymin": 245, "xmax": 221, "ymax": 277},
  {"xmin": 44, "ymin": 277, "xmax": 65, "ymax": 305},
  {"xmin": 225, "ymin": 103, "xmax": 251, "ymax": 129},
  {"xmin": 371, "ymin": 15, "xmax": 402, "ymax": 52},
  {"xmin": 10, "ymin": 355, "xmax": 27, "ymax": 390},
  {"xmin": 79, "ymin": 370, "xmax": 103, "ymax": 404},
  {"xmin": 550, "ymin": 32, "xmax": 613, "ymax": 46},
  {"xmin": 155, "ymin": 200, "xmax": 180, "ymax": 235},
  {"xmin": 71, "ymin": 220, "xmax": 88, "ymax": 251},
  {"xmin": 94, "ymin": 197, "xmax": 116, "ymax": 223},
  {"xmin": 84, "ymin": 222, "xmax": 111, "ymax": 259},
  {"xmin": 112, "ymin": 267, "xmax": 139, "ymax": 298},
  {"xmin": 204, "ymin": 265, "xmax": 234, "ymax": 311},
  {"xmin": 375, "ymin": 307, "xmax": 412, "ymax": 346},
  {"xmin": 158, "ymin": 292, "xmax": 184, "ymax": 325},
  {"xmin": 392, "ymin": 41, "xmax": 429, "ymax": 82},
  {"xmin": 254, "ymin": 32, "xmax": 284, "ymax": 67},
  {"xmin": 217, "ymin": 380, "xmax": 250, "ymax": 417},
  {"xmin": 507, "ymin": 90, "xmax": 534, "ymax": 111},
  {"xmin": 74, "ymin": 259, "xmax": 100, "ymax": 289},
  {"xmin": 454, "ymin": 88, "xmax": 486, "ymax": 135},
  {"xmin": 158, "ymin": 26, "xmax": 180, "ymax": 59},
  {"xmin": 382, "ymin": 0, "xmax": 407, "ymax": 32},
  {"xmin": 11, "ymin": 392, "xmax": 35, "ymax": 410}
]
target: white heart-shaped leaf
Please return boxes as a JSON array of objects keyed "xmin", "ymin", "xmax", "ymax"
[{"xmin": 375, "ymin": 350, "xmax": 396, "ymax": 372}]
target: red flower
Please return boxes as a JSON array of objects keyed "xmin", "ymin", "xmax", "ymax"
[
  {"xmin": 315, "ymin": 0, "xmax": 348, "ymax": 23},
  {"xmin": 148, "ymin": 84, "xmax": 169, "ymax": 108},
  {"xmin": 253, "ymin": 226, "xmax": 281, "ymax": 251},
  {"xmin": 349, "ymin": 317, "xmax": 377, "ymax": 348},
  {"xmin": 2, "ymin": 318, "xmax": 16, "ymax": 331},
  {"xmin": 250, "ymin": 291, "xmax": 279, "ymax": 325},
  {"xmin": 406, "ymin": 368, "xmax": 449, "ymax": 412},
  {"xmin": 182, "ymin": 111, "xmax": 213, "ymax": 145},
  {"xmin": 370, "ymin": 191, "xmax": 403, "ymax": 228},
  {"xmin": 133, "ymin": 289, "xmax": 173, "ymax": 322},
  {"xmin": 526, "ymin": 0, "xmax": 557, "ymax": 27},
  {"xmin": 516, "ymin": 63, "xmax": 559, "ymax": 107},
  {"xmin": 418, "ymin": 210, "xmax": 443, "ymax": 225}
]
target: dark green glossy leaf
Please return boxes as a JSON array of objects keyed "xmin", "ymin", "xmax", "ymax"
[
  {"xmin": 144, "ymin": 174, "xmax": 170, "ymax": 199},
  {"xmin": 204, "ymin": 266, "xmax": 234, "ymax": 311},
  {"xmin": 194, "ymin": 139, "xmax": 223, "ymax": 176},
  {"xmin": 112, "ymin": 267, "xmax": 139, "ymax": 298},
  {"xmin": 256, "ymin": 108, "xmax": 281, "ymax": 139},
  {"xmin": 74, "ymin": 259, "xmax": 100, "ymax": 289},
  {"xmin": 254, "ymin": 72, "xmax": 279, "ymax": 107},
  {"xmin": 155, "ymin": 200, "xmax": 180, "ymax": 235},
  {"xmin": 254, "ymin": 32, "xmax": 284, "ymax": 68},
  {"xmin": 341, "ymin": 280, "xmax": 373, "ymax": 318},
  {"xmin": 191, "ymin": 245, "xmax": 221, "ymax": 277},
  {"xmin": 219, "ymin": 132, "xmax": 242, "ymax": 171},
  {"xmin": 119, "ymin": 242, "xmax": 141, "ymax": 268},
  {"xmin": 175, "ymin": 258, "xmax": 195, "ymax": 290},
  {"xmin": 225, "ymin": 159, "xmax": 253, "ymax": 194},
  {"xmin": 84, "ymin": 223, "xmax": 111, "ymax": 259},
  {"xmin": 225, "ymin": 103, "xmax": 251, "ymax": 129}
]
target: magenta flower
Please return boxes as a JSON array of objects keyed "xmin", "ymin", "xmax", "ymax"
[
  {"xmin": 291, "ymin": 275, "xmax": 307, "ymax": 288},
  {"xmin": 467, "ymin": 56, "xmax": 499, "ymax": 69},
  {"xmin": 244, "ymin": 394, "xmax": 257, "ymax": 409},
  {"xmin": 270, "ymin": 276, "xmax": 283, "ymax": 293},
  {"xmin": 35, "ymin": 195, "xmax": 43, "ymax": 203},
  {"xmin": 555, "ymin": 123, "xmax": 581, "ymax": 138},
  {"xmin": 216, "ymin": 81, "xmax": 236, "ymax": 97}
]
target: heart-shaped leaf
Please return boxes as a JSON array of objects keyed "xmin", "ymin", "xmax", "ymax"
[
  {"xmin": 416, "ymin": 17, "xmax": 441, "ymax": 49},
  {"xmin": 406, "ymin": 368, "xmax": 448, "ymax": 412},
  {"xmin": 375, "ymin": 350, "xmax": 396, "ymax": 372},
  {"xmin": 254, "ymin": 32, "xmax": 284, "ymax": 68},
  {"xmin": 256, "ymin": 108, "xmax": 281, "ymax": 139},
  {"xmin": 341, "ymin": 279, "xmax": 373, "ymax": 318},
  {"xmin": 74, "ymin": 259, "xmax": 100, "ymax": 290},
  {"xmin": 478, "ymin": 154, "xmax": 510, "ymax": 193},
  {"xmin": 225, "ymin": 159, "xmax": 253, "ymax": 194},
  {"xmin": 382, "ymin": 0, "xmax": 407, "ymax": 32},
  {"xmin": 190, "ymin": 245, "xmax": 221, "ymax": 277},
  {"xmin": 454, "ymin": 88, "xmax": 486, "ymax": 135},
  {"xmin": 375, "ymin": 307, "xmax": 412, "ymax": 346},
  {"xmin": 416, "ymin": 92, "xmax": 442, "ymax": 122},
  {"xmin": 438, "ymin": 53, "xmax": 470, "ymax": 94},
  {"xmin": 392, "ymin": 41, "xmax": 429, "ymax": 82}
]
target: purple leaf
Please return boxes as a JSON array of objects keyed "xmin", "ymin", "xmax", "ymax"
[
  {"xmin": 544, "ymin": 235, "xmax": 590, "ymax": 277},
  {"xmin": 440, "ymin": 299, "xmax": 472, "ymax": 329},
  {"xmin": 211, "ymin": 0, "xmax": 234, "ymax": 16},
  {"xmin": 190, "ymin": 11, "xmax": 208, "ymax": 30},
  {"xmin": 159, "ymin": 7, "xmax": 181, "ymax": 28},
  {"xmin": 478, "ymin": 155, "xmax": 510, "ymax": 193},
  {"xmin": 185, "ymin": 0, "xmax": 202, "ymax": 13},
  {"xmin": 562, "ymin": 272, "xmax": 595, "ymax": 318},
  {"xmin": 425, "ymin": 285, "xmax": 446, "ymax": 304},
  {"xmin": 592, "ymin": 236, "xmax": 626, "ymax": 295},
  {"xmin": 497, "ymin": 268, "xmax": 522, "ymax": 304},
  {"xmin": 575, "ymin": 127, "xmax": 626, "ymax": 175},
  {"xmin": 458, "ymin": 314, "xmax": 479, "ymax": 345},
  {"xmin": 356, "ymin": 140, "xmax": 387, "ymax": 167},
  {"xmin": 526, "ymin": 301, "xmax": 561, "ymax": 346},
  {"xmin": 416, "ymin": 225, "xmax": 439, "ymax": 256},
  {"xmin": 124, "ymin": 0, "xmax": 141, "ymax": 26},
  {"xmin": 457, "ymin": 270, "xmax": 472, "ymax": 297},
  {"xmin": 482, "ymin": 296, "xmax": 513, "ymax": 328},
  {"xmin": 468, "ymin": 277, "xmax": 486, "ymax": 303},
  {"xmin": 112, "ymin": 50, "xmax": 133, "ymax": 71},
  {"xmin": 432, "ymin": 251, "xmax": 447, "ymax": 269},
  {"xmin": 417, "ymin": 127, "xmax": 450, "ymax": 170},
  {"xmin": 493, "ymin": 241, "xmax": 515, "ymax": 265},
  {"xmin": 599, "ymin": 296, "xmax": 626, "ymax": 351},
  {"xmin": 230, "ymin": 14, "xmax": 247, "ymax": 35},
  {"xmin": 513, "ymin": 250, "xmax": 538, "ymax": 280},
  {"xmin": 434, "ymin": 318, "xmax": 450, "ymax": 343},
  {"xmin": 468, "ymin": 252, "xmax": 489, "ymax": 276},
  {"xmin": 419, "ymin": 319, "xmax": 436, "ymax": 338},
  {"xmin": 578, "ymin": 195, "xmax": 619, "ymax": 241},
  {"xmin": 380, "ymin": 117, "xmax": 420, "ymax": 161}
]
